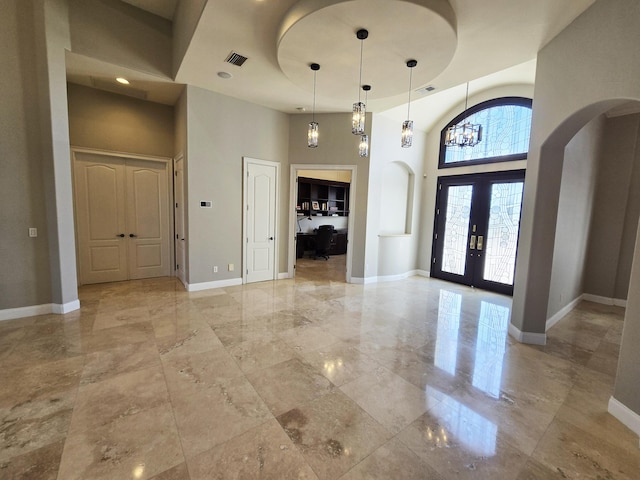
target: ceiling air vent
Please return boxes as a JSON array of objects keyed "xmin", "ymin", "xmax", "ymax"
[
  {"xmin": 225, "ymin": 51, "xmax": 248, "ymax": 67},
  {"xmin": 416, "ymin": 85, "xmax": 436, "ymax": 94}
]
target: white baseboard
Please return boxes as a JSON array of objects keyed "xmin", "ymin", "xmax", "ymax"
[
  {"xmin": 186, "ymin": 278, "xmax": 243, "ymax": 292},
  {"xmin": 508, "ymin": 322, "xmax": 546, "ymax": 345},
  {"xmin": 0, "ymin": 299, "xmax": 81, "ymax": 322},
  {"xmin": 351, "ymin": 270, "xmax": 430, "ymax": 285},
  {"xmin": 546, "ymin": 295, "xmax": 584, "ymax": 331},
  {"xmin": 583, "ymin": 294, "xmax": 627, "ymax": 308},
  {"xmin": 278, "ymin": 272, "xmax": 290, "ymax": 280},
  {"xmin": 376, "ymin": 271, "xmax": 415, "ymax": 283},
  {"xmin": 53, "ymin": 300, "xmax": 81, "ymax": 314},
  {"xmin": 350, "ymin": 277, "xmax": 374, "ymax": 285},
  {"xmin": 608, "ymin": 396, "xmax": 640, "ymax": 441}
]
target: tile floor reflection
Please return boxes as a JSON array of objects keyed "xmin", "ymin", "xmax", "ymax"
[{"xmin": 1, "ymin": 257, "xmax": 639, "ymax": 479}]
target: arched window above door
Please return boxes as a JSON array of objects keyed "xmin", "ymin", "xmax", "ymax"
[{"xmin": 439, "ymin": 97, "xmax": 533, "ymax": 168}]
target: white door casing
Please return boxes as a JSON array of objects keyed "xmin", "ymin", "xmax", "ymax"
[
  {"xmin": 287, "ymin": 164, "xmax": 357, "ymax": 282},
  {"xmin": 73, "ymin": 150, "xmax": 171, "ymax": 285},
  {"xmin": 244, "ymin": 158, "xmax": 279, "ymax": 284},
  {"xmin": 174, "ymin": 156, "xmax": 186, "ymax": 285}
]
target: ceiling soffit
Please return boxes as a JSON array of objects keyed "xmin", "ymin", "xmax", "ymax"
[{"xmin": 277, "ymin": 0, "xmax": 457, "ymax": 101}]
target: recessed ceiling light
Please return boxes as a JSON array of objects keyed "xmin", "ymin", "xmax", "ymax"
[
  {"xmin": 116, "ymin": 77, "xmax": 130, "ymax": 85},
  {"xmin": 217, "ymin": 71, "xmax": 232, "ymax": 79}
]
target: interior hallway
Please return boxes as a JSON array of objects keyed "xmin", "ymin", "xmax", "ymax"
[{"xmin": 0, "ymin": 273, "xmax": 638, "ymax": 479}]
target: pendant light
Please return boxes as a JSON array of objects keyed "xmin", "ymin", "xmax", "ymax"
[
  {"xmin": 352, "ymin": 29, "xmax": 368, "ymax": 135},
  {"xmin": 359, "ymin": 85, "xmax": 371, "ymax": 157},
  {"xmin": 401, "ymin": 59, "xmax": 417, "ymax": 148},
  {"xmin": 444, "ymin": 82, "xmax": 483, "ymax": 147},
  {"xmin": 308, "ymin": 63, "xmax": 320, "ymax": 148}
]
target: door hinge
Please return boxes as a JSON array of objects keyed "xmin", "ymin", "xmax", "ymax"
[
  {"xmin": 439, "ymin": 183, "xmax": 442, "ymax": 190},
  {"xmin": 175, "ymin": 203, "xmax": 178, "ymax": 208},
  {"xmin": 435, "ymin": 233, "xmax": 438, "ymax": 239},
  {"xmin": 433, "ymin": 258, "xmax": 436, "ymax": 264},
  {"xmin": 176, "ymin": 234, "xmax": 179, "ymax": 239},
  {"xmin": 436, "ymin": 208, "xmax": 440, "ymax": 215}
]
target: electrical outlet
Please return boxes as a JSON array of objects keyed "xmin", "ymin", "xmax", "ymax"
[
  {"xmin": 213, "ymin": 266, "xmax": 218, "ymax": 273},
  {"xmin": 28, "ymin": 228, "xmax": 37, "ymax": 238},
  {"xmin": 228, "ymin": 263, "xmax": 234, "ymax": 272}
]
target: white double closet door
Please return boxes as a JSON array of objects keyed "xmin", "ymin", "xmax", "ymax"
[{"xmin": 73, "ymin": 152, "xmax": 171, "ymax": 285}]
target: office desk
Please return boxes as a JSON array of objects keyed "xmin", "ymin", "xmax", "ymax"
[{"xmin": 296, "ymin": 232, "xmax": 347, "ymax": 258}]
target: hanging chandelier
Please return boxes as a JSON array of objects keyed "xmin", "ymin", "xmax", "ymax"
[
  {"xmin": 308, "ymin": 63, "xmax": 320, "ymax": 148},
  {"xmin": 352, "ymin": 29, "xmax": 368, "ymax": 135},
  {"xmin": 444, "ymin": 82, "xmax": 482, "ymax": 147},
  {"xmin": 401, "ymin": 59, "xmax": 417, "ymax": 148}
]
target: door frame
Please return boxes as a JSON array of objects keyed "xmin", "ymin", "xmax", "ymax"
[
  {"xmin": 287, "ymin": 164, "xmax": 358, "ymax": 283},
  {"xmin": 243, "ymin": 157, "xmax": 280, "ymax": 284},
  {"xmin": 173, "ymin": 154, "xmax": 186, "ymax": 286},
  {"xmin": 430, "ymin": 169, "xmax": 525, "ymax": 295},
  {"xmin": 70, "ymin": 147, "xmax": 174, "ymax": 285}
]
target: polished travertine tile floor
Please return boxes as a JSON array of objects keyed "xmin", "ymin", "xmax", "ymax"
[{"xmin": 1, "ymin": 257, "xmax": 639, "ymax": 479}]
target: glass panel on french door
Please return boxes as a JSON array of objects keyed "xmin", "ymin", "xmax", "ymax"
[
  {"xmin": 483, "ymin": 181, "xmax": 524, "ymax": 285},
  {"xmin": 441, "ymin": 185, "xmax": 473, "ymax": 275}
]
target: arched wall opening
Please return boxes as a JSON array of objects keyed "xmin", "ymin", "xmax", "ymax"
[{"xmin": 511, "ymin": 98, "xmax": 640, "ymax": 437}]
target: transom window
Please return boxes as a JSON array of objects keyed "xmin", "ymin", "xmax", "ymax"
[{"xmin": 439, "ymin": 97, "xmax": 533, "ymax": 168}]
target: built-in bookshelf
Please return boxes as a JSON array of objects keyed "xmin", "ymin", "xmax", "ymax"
[{"xmin": 296, "ymin": 177, "xmax": 350, "ymax": 217}]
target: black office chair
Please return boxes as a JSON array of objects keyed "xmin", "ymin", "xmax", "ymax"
[{"xmin": 314, "ymin": 225, "xmax": 334, "ymax": 260}]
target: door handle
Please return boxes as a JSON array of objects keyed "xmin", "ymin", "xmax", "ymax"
[
  {"xmin": 469, "ymin": 235, "xmax": 476, "ymax": 250},
  {"xmin": 269, "ymin": 237, "xmax": 274, "ymax": 240},
  {"xmin": 129, "ymin": 234, "xmax": 137, "ymax": 238},
  {"xmin": 116, "ymin": 233, "xmax": 125, "ymax": 237},
  {"xmin": 477, "ymin": 236, "xmax": 484, "ymax": 251}
]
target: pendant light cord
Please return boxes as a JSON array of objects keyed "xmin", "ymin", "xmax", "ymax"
[
  {"xmin": 463, "ymin": 82, "xmax": 470, "ymax": 123},
  {"xmin": 312, "ymin": 70, "xmax": 317, "ymax": 123},
  {"xmin": 358, "ymin": 39, "xmax": 364, "ymax": 103},
  {"xmin": 406, "ymin": 67, "xmax": 413, "ymax": 119}
]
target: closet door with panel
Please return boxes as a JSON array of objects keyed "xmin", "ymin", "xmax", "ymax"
[{"xmin": 74, "ymin": 152, "xmax": 170, "ymax": 285}]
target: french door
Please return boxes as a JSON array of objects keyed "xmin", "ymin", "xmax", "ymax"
[{"xmin": 430, "ymin": 170, "xmax": 525, "ymax": 295}]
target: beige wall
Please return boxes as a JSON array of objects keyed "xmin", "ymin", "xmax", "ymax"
[
  {"xmin": 298, "ymin": 169, "xmax": 351, "ymax": 183},
  {"xmin": 185, "ymin": 86, "xmax": 290, "ymax": 284},
  {"xmin": 547, "ymin": 115, "xmax": 604, "ymax": 318},
  {"xmin": 67, "ymin": 83, "xmax": 175, "ymax": 158},
  {"xmin": 173, "ymin": 0, "xmax": 208, "ymax": 76},
  {"xmin": 368, "ymin": 113, "xmax": 425, "ymax": 279},
  {"xmin": 0, "ymin": 0, "xmax": 53, "ymax": 309},
  {"xmin": 68, "ymin": 0, "xmax": 172, "ymax": 78},
  {"xmin": 583, "ymin": 114, "xmax": 640, "ymax": 300},
  {"xmin": 288, "ymin": 112, "xmax": 371, "ymax": 279}
]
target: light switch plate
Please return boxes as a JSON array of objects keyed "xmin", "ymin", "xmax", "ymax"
[{"xmin": 29, "ymin": 228, "xmax": 37, "ymax": 237}]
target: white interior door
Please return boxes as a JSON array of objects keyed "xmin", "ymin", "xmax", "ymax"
[
  {"xmin": 126, "ymin": 159, "xmax": 170, "ymax": 280},
  {"xmin": 174, "ymin": 156, "xmax": 186, "ymax": 285},
  {"xmin": 246, "ymin": 161, "xmax": 277, "ymax": 283},
  {"xmin": 74, "ymin": 154, "xmax": 128, "ymax": 284}
]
